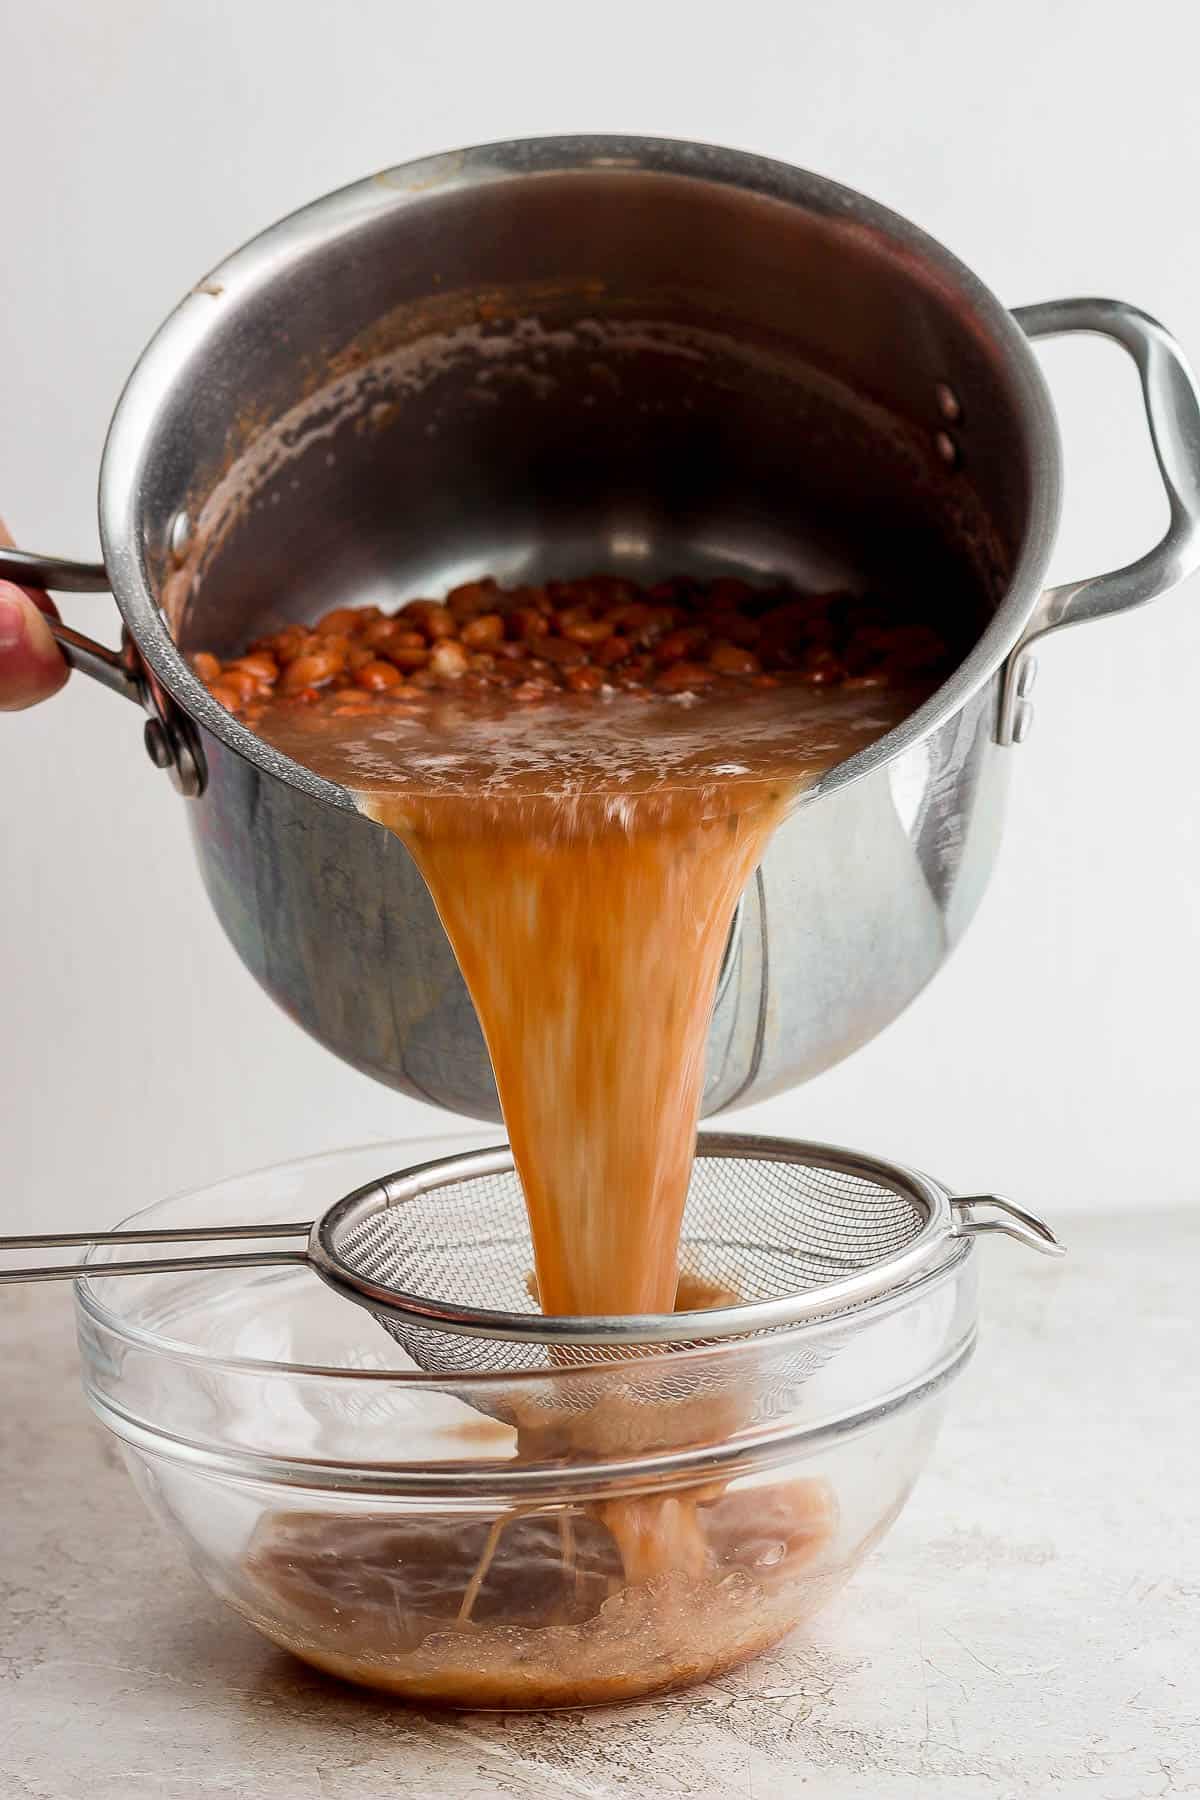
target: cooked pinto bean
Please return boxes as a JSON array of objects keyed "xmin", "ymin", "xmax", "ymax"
[
  {"xmin": 269, "ymin": 626, "xmax": 314, "ymax": 664},
  {"xmin": 655, "ymin": 661, "xmax": 715, "ymax": 693},
  {"xmin": 362, "ymin": 618, "xmax": 408, "ymax": 650},
  {"xmin": 509, "ymin": 606, "xmax": 551, "ymax": 641},
  {"xmin": 281, "ymin": 650, "xmax": 344, "ymax": 693},
  {"xmin": 642, "ymin": 606, "xmax": 681, "ymax": 641},
  {"xmin": 656, "ymin": 628, "xmax": 709, "ymax": 665},
  {"xmin": 446, "ymin": 579, "xmax": 500, "ymax": 620},
  {"xmin": 708, "ymin": 613, "xmax": 760, "ymax": 647},
  {"xmin": 402, "ymin": 600, "xmax": 456, "ymax": 640},
  {"xmin": 429, "ymin": 639, "xmax": 470, "ymax": 679},
  {"xmin": 385, "ymin": 643, "xmax": 430, "ymax": 671},
  {"xmin": 595, "ymin": 634, "xmax": 632, "ymax": 667},
  {"xmin": 230, "ymin": 652, "xmax": 280, "ymax": 684},
  {"xmin": 193, "ymin": 573, "xmax": 953, "ymax": 718},
  {"xmin": 219, "ymin": 666, "xmax": 260, "ymax": 704},
  {"xmin": 562, "ymin": 616, "xmax": 615, "ymax": 646},
  {"xmin": 537, "ymin": 637, "xmax": 588, "ymax": 668},
  {"xmin": 461, "ymin": 613, "xmax": 505, "ymax": 648},
  {"xmin": 316, "ymin": 606, "xmax": 367, "ymax": 635},
  {"xmin": 709, "ymin": 644, "xmax": 761, "ymax": 675},
  {"xmin": 355, "ymin": 659, "xmax": 403, "ymax": 691},
  {"xmin": 609, "ymin": 602, "xmax": 650, "ymax": 634}
]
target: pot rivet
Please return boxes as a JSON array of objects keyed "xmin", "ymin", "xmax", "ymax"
[
  {"xmin": 1012, "ymin": 698, "xmax": 1035, "ymax": 744},
  {"xmin": 1017, "ymin": 655, "xmax": 1038, "ymax": 699},
  {"xmin": 168, "ymin": 512, "xmax": 192, "ymax": 563},
  {"xmin": 936, "ymin": 382, "xmax": 961, "ymax": 422},
  {"xmin": 935, "ymin": 430, "xmax": 959, "ymax": 468},
  {"xmin": 144, "ymin": 717, "xmax": 172, "ymax": 770}
]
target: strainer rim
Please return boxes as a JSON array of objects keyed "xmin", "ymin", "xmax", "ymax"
[{"xmin": 309, "ymin": 1131, "xmax": 959, "ymax": 1348}]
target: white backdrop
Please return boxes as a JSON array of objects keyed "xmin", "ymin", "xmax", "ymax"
[{"xmin": 4, "ymin": 0, "xmax": 1199, "ymax": 1232}]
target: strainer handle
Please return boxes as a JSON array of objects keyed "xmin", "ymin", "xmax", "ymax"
[
  {"xmin": 950, "ymin": 1196, "xmax": 1065, "ymax": 1257},
  {"xmin": 0, "ymin": 1220, "xmax": 312, "ymax": 1283}
]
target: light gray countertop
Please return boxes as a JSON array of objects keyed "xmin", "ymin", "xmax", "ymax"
[{"xmin": 2, "ymin": 1208, "xmax": 1197, "ymax": 1800}]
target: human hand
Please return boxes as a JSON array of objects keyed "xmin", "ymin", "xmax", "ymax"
[{"xmin": 0, "ymin": 519, "xmax": 69, "ymax": 709}]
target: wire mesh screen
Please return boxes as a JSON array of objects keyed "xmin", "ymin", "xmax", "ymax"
[{"xmin": 331, "ymin": 1150, "xmax": 927, "ymax": 1380}]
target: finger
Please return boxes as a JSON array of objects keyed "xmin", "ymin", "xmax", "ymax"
[{"xmin": 0, "ymin": 582, "xmax": 70, "ymax": 710}]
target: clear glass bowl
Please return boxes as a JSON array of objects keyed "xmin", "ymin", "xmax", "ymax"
[{"xmin": 75, "ymin": 1139, "xmax": 978, "ymax": 1709}]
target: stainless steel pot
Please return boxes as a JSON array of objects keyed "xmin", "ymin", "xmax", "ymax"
[{"xmin": 8, "ymin": 136, "xmax": 1200, "ymax": 1120}]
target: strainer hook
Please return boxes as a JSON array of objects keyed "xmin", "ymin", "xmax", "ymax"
[{"xmin": 950, "ymin": 1196, "xmax": 1065, "ymax": 1257}]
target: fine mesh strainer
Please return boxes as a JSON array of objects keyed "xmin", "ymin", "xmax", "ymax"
[{"xmin": 1, "ymin": 1135, "xmax": 1062, "ymax": 1383}]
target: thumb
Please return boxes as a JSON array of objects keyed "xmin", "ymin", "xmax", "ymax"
[{"xmin": 0, "ymin": 582, "xmax": 70, "ymax": 710}]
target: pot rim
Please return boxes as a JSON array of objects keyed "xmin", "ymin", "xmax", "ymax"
[{"xmin": 96, "ymin": 133, "xmax": 1062, "ymax": 817}]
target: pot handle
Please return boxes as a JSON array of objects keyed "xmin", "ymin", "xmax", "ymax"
[
  {"xmin": 0, "ymin": 545, "xmax": 144, "ymax": 703},
  {"xmin": 1, "ymin": 544, "xmax": 206, "ymax": 795},
  {"xmin": 999, "ymin": 299, "xmax": 1200, "ymax": 744}
]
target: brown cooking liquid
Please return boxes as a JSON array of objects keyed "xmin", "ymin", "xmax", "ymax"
[
  {"xmin": 241, "ymin": 1477, "xmax": 841, "ymax": 1707},
  {"xmin": 203, "ymin": 577, "xmax": 946, "ymax": 1701}
]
